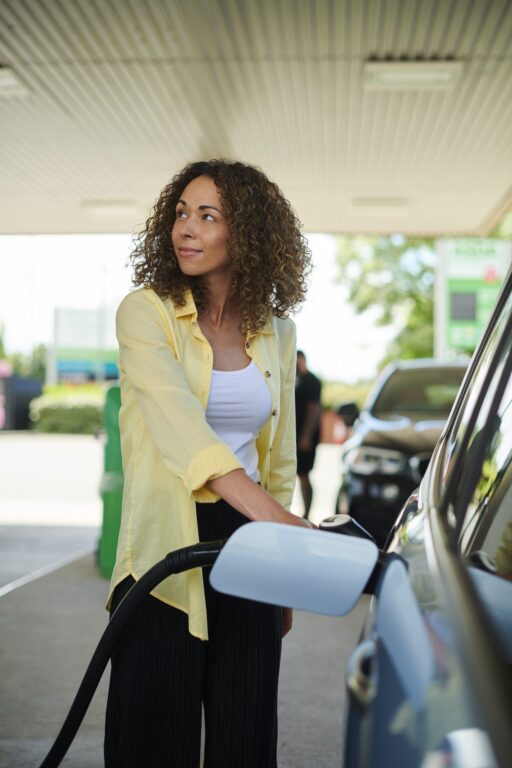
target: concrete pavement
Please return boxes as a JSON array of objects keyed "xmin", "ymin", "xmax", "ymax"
[{"xmin": 0, "ymin": 433, "xmax": 102, "ymax": 590}]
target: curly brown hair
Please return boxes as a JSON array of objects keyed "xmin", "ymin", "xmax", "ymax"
[{"xmin": 131, "ymin": 159, "xmax": 311, "ymax": 333}]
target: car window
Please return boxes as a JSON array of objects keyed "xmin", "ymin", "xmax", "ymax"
[
  {"xmin": 440, "ymin": 287, "xmax": 512, "ymax": 505},
  {"xmin": 436, "ymin": 279, "xmax": 512, "ymax": 663},
  {"xmin": 458, "ymin": 372, "xmax": 512, "ymax": 570},
  {"xmin": 371, "ymin": 368, "xmax": 465, "ymax": 417},
  {"xmin": 457, "ymin": 369, "xmax": 512, "ymax": 663}
]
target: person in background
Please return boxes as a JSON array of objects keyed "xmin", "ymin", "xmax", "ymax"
[
  {"xmin": 295, "ymin": 350, "xmax": 322, "ymax": 520},
  {"xmin": 104, "ymin": 159, "xmax": 313, "ymax": 768}
]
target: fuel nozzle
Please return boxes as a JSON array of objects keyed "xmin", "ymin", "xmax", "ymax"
[{"xmin": 319, "ymin": 513, "xmax": 376, "ymax": 543}]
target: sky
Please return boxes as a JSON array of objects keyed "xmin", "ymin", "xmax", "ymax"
[{"xmin": 0, "ymin": 233, "xmax": 396, "ymax": 383}]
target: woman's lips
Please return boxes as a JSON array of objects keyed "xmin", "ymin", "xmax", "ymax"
[{"xmin": 178, "ymin": 247, "xmax": 201, "ymax": 257}]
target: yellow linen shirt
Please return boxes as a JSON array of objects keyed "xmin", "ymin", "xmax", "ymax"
[{"xmin": 109, "ymin": 287, "xmax": 297, "ymax": 640}]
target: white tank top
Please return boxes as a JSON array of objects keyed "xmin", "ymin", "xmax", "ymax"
[{"xmin": 205, "ymin": 360, "xmax": 272, "ymax": 481}]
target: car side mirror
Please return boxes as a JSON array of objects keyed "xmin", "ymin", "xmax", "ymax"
[
  {"xmin": 336, "ymin": 401, "xmax": 360, "ymax": 427},
  {"xmin": 210, "ymin": 522, "xmax": 379, "ymax": 616}
]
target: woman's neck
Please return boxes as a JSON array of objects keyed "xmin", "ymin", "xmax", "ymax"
[{"xmin": 201, "ymin": 278, "xmax": 238, "ymax": 329}]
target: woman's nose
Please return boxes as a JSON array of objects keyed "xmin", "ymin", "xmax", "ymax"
[{"xmin": 179, "ymin": 217, "xmax": 197, "ymax": 238}]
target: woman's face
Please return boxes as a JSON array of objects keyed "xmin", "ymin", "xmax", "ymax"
[{"xmin": 172, "ymin": 176, "xmax": 232, "ymax": 282}]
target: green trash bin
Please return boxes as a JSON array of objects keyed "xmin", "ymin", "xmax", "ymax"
[{"xmin": 98, "ymin": 384, "xmax": 123, "ymax": 578}]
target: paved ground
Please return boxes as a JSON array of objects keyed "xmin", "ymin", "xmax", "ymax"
[
  {"xmin": 0, "ymin": 433, "xmax": 365, "ymax": 768},
  {"xmin": 0, "ymin": 553, "xmax": 110, "ymax": 768},
  {"xmin": 0, "ymin": 433, "xmax": 102, "ymax": 590}
]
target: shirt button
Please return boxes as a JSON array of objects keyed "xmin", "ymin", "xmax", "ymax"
[
  {"xmin": 245, "ymin": 341, "xmax": 250, "ymax": 349},
  {"xmin": 265, "ymin": 371, "xmax": 271, "ymax": 378},
  {"xmin": 272, "ymin": 409, "xmax": 277, "ymax": 416}
]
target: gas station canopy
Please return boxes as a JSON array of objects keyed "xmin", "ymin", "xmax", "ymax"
[{"xmin": 0, "ymin": 0, "xmax": 511, "ymax": 236}]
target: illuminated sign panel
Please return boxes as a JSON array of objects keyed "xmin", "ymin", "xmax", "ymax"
[{"xmin": 435, "ymin": 239, "xmax": 511, "ymax": 358}]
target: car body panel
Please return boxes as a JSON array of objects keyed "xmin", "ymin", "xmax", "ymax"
[
  {"xmin": 354, "ymin": 413, "xmax": 447, "ymax": 453},
  {"xmin": 210, "ymin": 268, "xmax": 512, "ymax": 768},
  {"xmin": 346, "ymin": 270, "xmax": 512, "ymax": 768}
]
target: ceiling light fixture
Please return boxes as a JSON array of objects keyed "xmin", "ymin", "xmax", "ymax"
[
  {"xmin": 0, "ymin": 66, "xmax": 30, "ymax": 98},
  {"xmin": 352, "ymin": 196, "xmax": 408, "ymax": 208},
  {"xmin": 364, "ymin": 61, "xmax": 463, "ymax": 91},
  {"xmin": 350, "ymin": 196, "xmax": 410, "ymax": 218},
  {"xmin": 82, "ymin": 200, "xmax": 139, "ymax": 219}
]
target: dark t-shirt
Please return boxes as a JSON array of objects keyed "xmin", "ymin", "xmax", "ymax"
[{"xmin": 295, "ymin": 371, "xmax": 322, "ymax": 444}]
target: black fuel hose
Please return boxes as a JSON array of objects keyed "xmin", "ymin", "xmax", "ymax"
[{"xmin": 38, "ymin": 540, "xmax": 224, "ymax": 768}]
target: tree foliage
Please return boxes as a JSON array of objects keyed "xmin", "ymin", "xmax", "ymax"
[
  {"xmin": 0, "ymin": 325, "xmax": 6, "ymax": 359},
  {"xmin": 0, "ymin": 325, "xmax": 46, "ymax": 382},
  {"xmin": 491, "ymin": 210, "xmax": 512, "ymax": 239},
  {"xmin": 334, "ymin": 234, "xmax": 436, "ymax": 365},
  {"xmin": 8, "ymin": 344, "xmax": 47, "ymax": 382}
]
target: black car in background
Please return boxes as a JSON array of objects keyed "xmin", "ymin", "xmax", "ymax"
[{"xmin": 335, "ymin": 359, "xmax": 467, "ymax": 546}]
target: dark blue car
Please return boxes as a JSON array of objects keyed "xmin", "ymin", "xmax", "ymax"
[{"xmin": 213, "ymin": 266, "xmax": 512, "ymax": 767}]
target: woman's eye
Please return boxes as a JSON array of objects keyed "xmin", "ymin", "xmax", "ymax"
[
  {"xmin": 176, "ymin": 209, "xmax": 186, "ymax": 218},
  {"xmin": 202, "ymin": 213, "xmax": 215, "ymax": 221}
]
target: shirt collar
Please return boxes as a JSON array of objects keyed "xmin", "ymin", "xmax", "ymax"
[
  {"xmin": 253, "ymin": 317, "xmax": 275, "ymax": 336},
  {"xmin": 174, "ymin": 290, "xmax": 198, "ymax": 319}
]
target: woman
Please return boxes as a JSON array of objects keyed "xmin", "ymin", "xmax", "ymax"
[{"xmin": 105, "ymin": 159, "xmax": 312, "ymax": 768}]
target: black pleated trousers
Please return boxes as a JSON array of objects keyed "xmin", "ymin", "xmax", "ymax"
[{"xmin": 104, "ymin": 500, "xmax": 283, "ymax": 768}]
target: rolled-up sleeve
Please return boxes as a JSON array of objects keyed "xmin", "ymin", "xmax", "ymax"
[{"xmin": 116, "ymin": 291, "xmax": 243, "ymax": 501}]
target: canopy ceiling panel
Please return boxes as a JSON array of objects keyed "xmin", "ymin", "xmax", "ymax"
[{"xmin": 0, "ymin": 0, "xmax": 511, "ymax": 234}]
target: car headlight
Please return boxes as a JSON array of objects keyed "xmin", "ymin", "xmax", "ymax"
[{"xmin": 344, "ymin": 447, "xmax": 407, "ymax": 475}]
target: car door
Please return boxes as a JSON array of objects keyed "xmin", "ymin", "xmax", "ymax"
[{"xmin": 344, "ymin": 271, "xmax": 512, "ymax": 768}]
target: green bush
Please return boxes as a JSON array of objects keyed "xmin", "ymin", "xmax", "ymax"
[{"xmin": 30, "ymin": 394, "xmax": 103, "ymax": 434}]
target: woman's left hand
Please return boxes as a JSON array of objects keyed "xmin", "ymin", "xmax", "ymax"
[{"xmin": 282, "ymin": 607, "xmax": 293, "ymax": 637}]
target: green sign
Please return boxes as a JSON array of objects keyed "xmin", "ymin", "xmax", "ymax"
[{"xmin": 436, "ymin": 239, "xmax": 511, "ymax": 356}]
